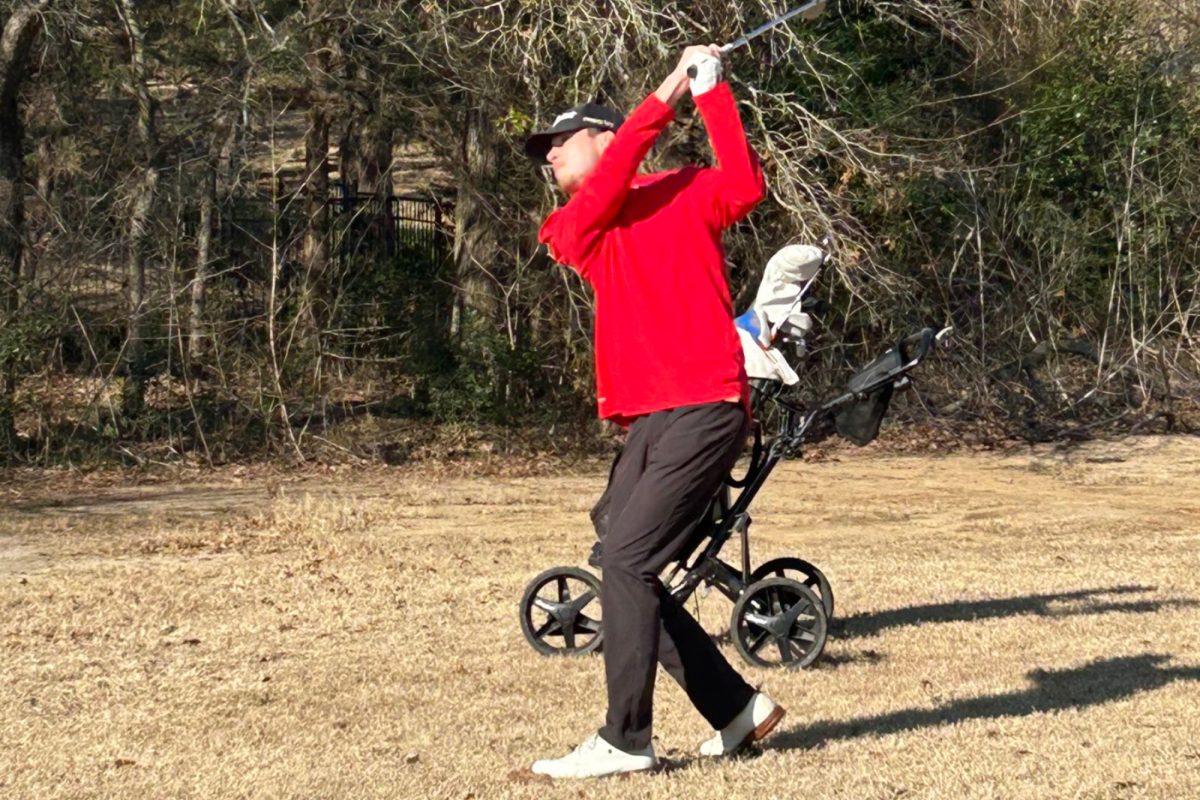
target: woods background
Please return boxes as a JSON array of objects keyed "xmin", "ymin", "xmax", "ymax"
[{"xmin": 0, "ymin": 0, "xmax": 1196, "ymax": 466}]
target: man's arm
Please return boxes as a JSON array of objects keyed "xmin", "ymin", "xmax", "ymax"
[
  {"xmin": 690, "ymin": 80, "xmax": 767, "ymax": 229},
  {"xmin": 540, "ymin": 45, "xmax": 724, "ymax": 267},
  {"xmin": 540, "ymin": 96, "xmax": 674, "ymax": 266}
]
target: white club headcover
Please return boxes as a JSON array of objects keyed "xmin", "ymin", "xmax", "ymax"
[
  {"xmin": 685, "ymin": 53, "xmax": 722, "ymax": 96},
  {"xmin": 763, "ymin": 244, "xmax": 823, "ymax": 285},
  {"xmin": 754, "ymin": 244, "xmax": 824, "ymax": 332}
]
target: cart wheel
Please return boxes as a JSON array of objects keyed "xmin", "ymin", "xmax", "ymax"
[
  {"xmin": 751, "ymin": 557, "xmax": 835, "ymax": 621},
  {"xmin": 519, "ymin": 566, "xmax": 604, "ymax": 656},
  {"xmin": 731, "ymin": 577, "xmax": 828, "ymax": 669}
]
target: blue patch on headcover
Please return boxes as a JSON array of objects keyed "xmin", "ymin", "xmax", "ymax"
[{"xmin": 735, "ymin": 309, "xmax": 761, "ymax": 339}]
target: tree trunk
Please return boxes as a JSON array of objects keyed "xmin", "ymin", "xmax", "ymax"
[
  {"xmin": 0, "ymin": 1, "xmax": 50, "ymax": 458},
  {"xmin": 301, "ymin": 101, "xmax": 330, "ymax": 331},
  {"xmin": 300, "ymin": 3, "xmax": 332, "ymax": 339},
  {"xmin": 451, "ymin": 102, "xmax": 500, "ymax": 340},
  {"xmin": 338, "ymin": 118, "xmax": 361, "ymax": 198},
  {"xmin": 189, "ymin": 61, "xmax": 245, "ymax": 370},
  {"xmin": 189, "ymin": 162, "xmax": 215, "ymax": 364},
  {"xmin": 0, "ymin": 98, "xmax": 23, "ymax": 456},
  {"xmin": 122, "ymin": 165, "xmax": 156, "ymax": 419},
  {"xmin": 116, "ymin": 0, "xmax": 159, "ymax": 422},
  {"xmin": 362, "ymin": 120, "xmax": 394, "ymax": 253},
  {"xmin": 23, "ymin": 134, "xmax": 52, "ymax": 297},
  {"xmin": 451, "ymin": 100, "xmax": 510, "ymax": 410}
]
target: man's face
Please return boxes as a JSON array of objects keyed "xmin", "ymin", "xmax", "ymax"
[{"xmin": 546, "ymin": 128, "xmax": 612, "ymax": 195}]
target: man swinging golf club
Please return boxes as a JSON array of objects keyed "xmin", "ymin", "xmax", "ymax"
[{"xmin": 524, "ymin": 44, "xmax": 784, "ymax": 779}]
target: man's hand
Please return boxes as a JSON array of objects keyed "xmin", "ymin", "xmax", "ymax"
[
  {"xmin": 654, "ymin": 44, "xmax": 724, "ymax": 108},
  {"xmin": 685, "ymin": 51, "xmax": 723, "ymax": 96}
]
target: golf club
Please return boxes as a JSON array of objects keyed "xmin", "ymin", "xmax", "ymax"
[{"xmin": 687, "ymin": 0, "xmax": 827, "ymax": 77}]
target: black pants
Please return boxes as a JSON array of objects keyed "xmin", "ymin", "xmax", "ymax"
[{"xmin": 597, "ymin": 401, "xmax": 756, "ymax": 752}]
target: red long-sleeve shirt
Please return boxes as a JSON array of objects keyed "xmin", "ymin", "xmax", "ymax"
[{"xmin": 539, "ymin": 82, "xmax": 766, "ymax": 425}]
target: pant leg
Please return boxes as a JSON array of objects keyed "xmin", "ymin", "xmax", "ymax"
[
  {"xmin": 594, "ymin": 420, "xmax": 653, "ymax": 557},
  {"xmin": 655, "ymin": 589, "xmax": 755, "ymax": 730},
  {"xmin": 650, "ymin": 439, "xmax": 755, "ymax": 731},
  {"xmin": 589, "ymin": 445, "xmax": 625, "ymax": 543},
  {"xmin": 595, "ymin": 420, "xmax": 714, "ymax": 696},
  {"xmin": 595, "ymin": 407, "xmax": 754, "ymax": 738},
  {"xmin": 599, "ymin": 402, "xmax": 755, "ymax": 752}
]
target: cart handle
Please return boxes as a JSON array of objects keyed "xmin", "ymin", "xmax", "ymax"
[{"xmin": 901, "ymin": 325, "xmax": 953, "ymax": 366}]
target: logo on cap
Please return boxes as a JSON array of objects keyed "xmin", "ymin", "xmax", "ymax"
[{"xmin": 553, "ymin": 111, "xmax": 578, "ymax": 127}]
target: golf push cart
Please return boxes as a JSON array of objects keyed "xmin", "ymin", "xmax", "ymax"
[{"xmin": 518, "ymin": 240, "xmax": 953, "ymax": 669}]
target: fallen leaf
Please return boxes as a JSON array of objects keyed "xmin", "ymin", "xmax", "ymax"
[{"xmin": 507, "ymin": 768, "xmax": 551, "ymax": 785}]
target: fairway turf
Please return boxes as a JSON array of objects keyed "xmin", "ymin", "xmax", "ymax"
[{"xmin": 2, "ymin": 436, "xmax": 1198, "ymax": 799}]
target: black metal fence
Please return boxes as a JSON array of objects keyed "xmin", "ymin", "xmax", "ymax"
[
  {"xmin": 51, "ymin": 188, "xmax": 453, "ymax": 326},
  {"xmin": 224, "ymin": 186, "xmax": 452, "ymax": 271},
  {"xmin": 328, "ymin": 184, "xmax": 452, "ymax": 264}
]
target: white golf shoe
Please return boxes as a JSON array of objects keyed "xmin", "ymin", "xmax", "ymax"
[
  {"xmin": 531, "ymin": 733, "xmax": 657, "ymax": 779},
  {"xmin": 699, "ymin": 692, "xmax": 786, "ymax": 757}
]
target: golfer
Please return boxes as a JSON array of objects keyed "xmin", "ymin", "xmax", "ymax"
[{"xmin": 523, "ymin": 45, "xmax": 784, "ymax": 779}]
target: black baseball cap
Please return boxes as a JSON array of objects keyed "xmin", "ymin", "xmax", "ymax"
[{"xmin": 524, "ymin": 103, "xmax": 624, "ymax": 165}]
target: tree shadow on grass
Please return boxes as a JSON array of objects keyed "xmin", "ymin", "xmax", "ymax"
[
  {"xmin": 769, "ymin": 653, "xmax": 1200, "ymax": 752},
  {"xmin": 705, "ymin": 586, "xmax": 1194, "ymax": 670},
  {"xmin": 8, "ymin": 485, "xmax": 268, "ymax": 516},
  {"xmin": 833, "ymin": 585, "xmax": 1200, "ymax": 640}
]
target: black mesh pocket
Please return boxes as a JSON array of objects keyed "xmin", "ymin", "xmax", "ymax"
[{"xmin": 835, "ymin": 381, "xmax": 895, "ymax": 446}]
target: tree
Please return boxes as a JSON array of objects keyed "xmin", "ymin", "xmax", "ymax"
[
  {"xmin": 112, "ymin": 0, "xmax": 160, "ymax": 422},
  {"xmin": 187, "ymin": 3, "xmax": 255, "ymax": 367},
  {"xmin": 0, "ymin": 0, "xmax": 51, "ymax": 457}
]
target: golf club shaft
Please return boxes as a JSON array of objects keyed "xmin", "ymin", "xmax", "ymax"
[
  {"xmin": 687, "ymin": 0, "xmax": 826, "ymax": 77},
  {"xmin": 725, "ymin": 0, "xmax": 826, "ymax": 53}
]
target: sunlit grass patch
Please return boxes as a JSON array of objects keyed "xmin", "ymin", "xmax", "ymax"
[{"xmin": 1, "ymin": 437, "xmax": 1198, "ymax": 798}]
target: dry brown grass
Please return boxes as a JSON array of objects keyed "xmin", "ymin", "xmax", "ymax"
[{"xmin": 2, "ymin": 436, "xmax": 1199, "ymax": 799}]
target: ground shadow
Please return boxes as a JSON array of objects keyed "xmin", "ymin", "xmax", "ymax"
[
  {"xmin": 833, "ymin": 585, "xmax": 1200, "ymax": 639},
  {"xmin": 8, "ymin": 486, "xmax": 269, "ymax": 516},
  {"xmin": 705, "ymin": 585, "xmax": 1191, "ymax": 669},
  {"xmin": 768, "ymin": 653, "xmax": 1200, "ymax": 752}
]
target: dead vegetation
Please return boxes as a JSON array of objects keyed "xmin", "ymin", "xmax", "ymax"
[{"xmin": 2, "ymin": 436, "xmax": 1199, "ymax": 798}]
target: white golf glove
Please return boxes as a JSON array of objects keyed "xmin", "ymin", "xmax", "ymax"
[{"xmin": 684, "ymin": 53, "xmax": 722, "ymax": 96}]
